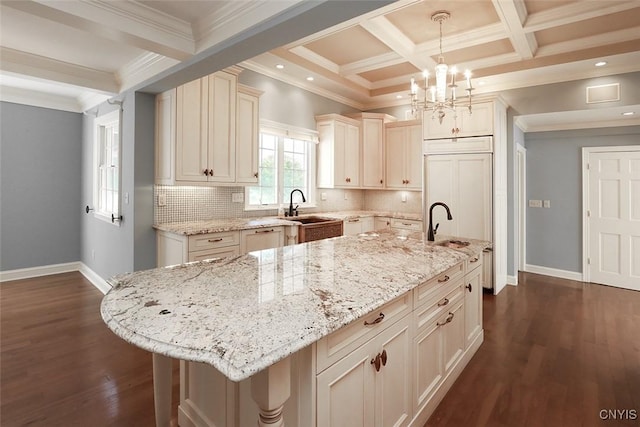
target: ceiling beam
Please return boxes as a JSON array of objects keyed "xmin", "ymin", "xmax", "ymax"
[
  {"xmin": 524, "ymin": 1, "xmax": 640, "ymax": 33},
  {"xmin": 4, "ymin": 0, "xmax": 194, "ymax": 61},
  {"xmin": 492, "ymin": 0, "xmax": 536, "ymax": 60}
]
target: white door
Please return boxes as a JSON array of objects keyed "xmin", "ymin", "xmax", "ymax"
[{"xmin": 585, "ymin": 147, "xmax": 640, "ymax": 291}]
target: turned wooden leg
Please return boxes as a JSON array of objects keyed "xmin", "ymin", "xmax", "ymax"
[
  {"xmin": 152, "ymin": 353, "xmax": 173, "ymax": 427},
  {"xmin": 250, "ymin": 357, "xmax": 291, "ymax": 427}
]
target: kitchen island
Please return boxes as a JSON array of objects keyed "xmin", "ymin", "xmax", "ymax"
[{"xmin": 101, "ymin": 231, "xmax": 487, "ymax": 427}]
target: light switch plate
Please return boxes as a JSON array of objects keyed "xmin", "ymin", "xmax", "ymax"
[
  {"xmin": 543, "ymin": 200, "xmax": 551, "ymax": 208},
  {"xmin": 232, "ymin": 193, "xmax": 244, "ymax": 203},
  {"xmin": 529, "ymin": 199, "xmax": 542, "ymax": 208},
  {"xmin": 158, "ymin": 194, "xmax": 166, "ymax": 207}
]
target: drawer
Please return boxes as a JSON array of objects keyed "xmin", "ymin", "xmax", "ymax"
[
  {"xmin": 390, "ymin": 218, "xmax": 422, "ymax": 231},
  {"xmin": 414, "ymin": 262, "xmax": 464, "ymax": 308},
  {"xmin": 414, "ymin": 277, "xmax": 464, "ymax": 332},
  {"xmin": 465, "ymin": 252, "xmax": 483, "ymax": 275},
  {"xmin": 188, "ymin": 246, "xmax": 240, "ymax": 262},
  {"xmin": 188, "ymin": 231, "xmax": 240, "ymax": 252},
  {"xmin": 316, "ymin": 292, "xmax": 412, "ymax": 373}
]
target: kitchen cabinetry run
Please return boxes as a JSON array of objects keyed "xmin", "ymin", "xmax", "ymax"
[
  {"xmin": 316, "ymin": 114, "xmax": 361, "ymax": 188},
  {"xmin": 422, "ymin": 101, "xmax": 493, "ymax": 140},
  {"xmin": 385, "ymin": 120, "xmax": 422, "ymax": 190}
]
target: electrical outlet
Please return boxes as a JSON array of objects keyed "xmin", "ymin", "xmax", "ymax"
[
  {"xmin": 529, "ymin": 199, "xmax": 542, "ymax": 208},
  {"xmin": 344, "ymin": 192, "xmax": 349, "ymax": 200},
  {"xmin": 321, "ymin": 192, "xmax": 327, "ymax": 201},
  {"xmin": 158, "ymin": 194, "xmax": 166, "ymax": 207},
  {"xmin": 401, "ymin": 192, "xmax": 407, "ymax": 202},
  {"xmin": 543, "ymin": 200, "xmax": 551, "ymax": 208},
  {"xmin": 232, "ymin": 193, "xmax": 244, "ymax": 203}
]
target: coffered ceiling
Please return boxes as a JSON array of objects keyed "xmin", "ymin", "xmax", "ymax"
[{"xmin": 1, "ymin": 0, "xmax": 639, "ymax": 129}]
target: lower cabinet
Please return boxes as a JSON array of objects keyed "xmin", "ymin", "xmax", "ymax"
[
  {"xmin": 464, "ymin": 255, "xmax": 483, "ymax": 349},
  {"xmin": 240, "ymin": 227, "xmax": 284, "ymax": 253},
  {"xmin": 317, "ymin": 314, "xmax": 413, "ymax": 427},
  {"xmin": 343, "ymin": 217, "xmax": 375, "ymax": 236}
]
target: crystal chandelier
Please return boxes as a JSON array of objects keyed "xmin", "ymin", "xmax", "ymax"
[{"xmin": 410, "ymin": 11, "xmax": 474, "ymax": 124}]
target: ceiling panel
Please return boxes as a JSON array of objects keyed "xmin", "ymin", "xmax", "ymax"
[
  {"xmin": 358, "ymin": 61, "xmax": 420, "ymax": 83},
  {"xmin": 437, "ymin": 39, "xmax": 515, "ymax": 65},
  {"xmin": 523, "ymin": 0, "xmax": 580, "ymax": 15},
  {"xmin": 304, "ymin": 25, "xmax": 392, "ymax": 65}
]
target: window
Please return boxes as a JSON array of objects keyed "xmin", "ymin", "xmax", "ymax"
[
  {"xmin": 247, "ymin": 121, "xmax": 317, "ymax": 210},
  {"xmin": 93, "ymin": 109, "xmax": 121, "ymax": 223}
]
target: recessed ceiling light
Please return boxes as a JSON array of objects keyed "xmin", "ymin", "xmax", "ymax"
[
  {"xmin": 306, "ymin": 76, "xmax": 314, "ymax": 81},
  {"xmin": 275, "ymin": 64, "xmax": 284, "ymax": 69},
  {"xmin": 595, "ymin": 61, "xmax": 607, "ymax": 67},
  {"xmin": 478, "ymin": 80, "xmax": 486, "ymax": 86},
  {"xmin": 396, "ymin": 95, "xmax": 403, "ymax": 99},
  {"xmin": 622, "ymin": 111, "xmax": 635, "ymax": 116}
]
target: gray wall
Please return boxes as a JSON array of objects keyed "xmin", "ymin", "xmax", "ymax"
[
  {"xmin": 0, "ymin": 102, "xmax": 82, "ymax": 270},
  {"xmin": 524, "ymin": 126, "xmax": 639, "ymax": 273}
]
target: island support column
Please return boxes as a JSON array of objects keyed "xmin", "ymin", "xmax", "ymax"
[
  {"xmin": 152, "ymin": 353, "xmax": 173, "ymax": 427},
  {"xmin": 250, "ymin": 357, "xmax": 291, "ymax": 426}
]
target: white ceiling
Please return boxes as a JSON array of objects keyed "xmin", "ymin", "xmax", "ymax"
[{"xmin": 1, "ymin": 0, "xmax": 639, "ymax": 131}]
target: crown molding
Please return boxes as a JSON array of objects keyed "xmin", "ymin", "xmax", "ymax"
[
  {"xmin": 0, "ymin": 85, "xmax": 82, "ymax": 112},
  {"xmin": 116, "ymin": 52, "xmax": 180, "ymax": 93}
]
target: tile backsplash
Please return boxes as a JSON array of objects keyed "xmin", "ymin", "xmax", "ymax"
[{"xmin": 363, "ymin": 190, "xmax": 422, "ymax": 214}]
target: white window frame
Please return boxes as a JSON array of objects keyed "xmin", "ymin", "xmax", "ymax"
[
  {"xmin": 245, "ymin": 120, "xmax": 317, "ymax": 211},
  {"xmin": 93, "ymin": 109, "xmax": 122, "ymax": 225}
]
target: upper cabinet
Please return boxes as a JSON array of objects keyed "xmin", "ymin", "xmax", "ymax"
[
  {"xmin": 316, "ymin": 114, "xmax": 361, "ymax": 189},
  {"xmin": 385, "ymin": 120, "xmax": 422, "ymax": 191},
  {"xmin": 155, "ymin": 66, "xmax": 260, "ymax": 186},
  {"xmin": 347, "ymin": 112, "xmax": 396, "ymax": 189},
  {"xmin": 422, "ymin": 101, "xmax": 494, "ymax": 140}
]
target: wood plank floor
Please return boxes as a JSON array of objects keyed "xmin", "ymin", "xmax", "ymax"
[{"xmin": 2, "ymin": 271, "xmax": 639, "ymax": 426}]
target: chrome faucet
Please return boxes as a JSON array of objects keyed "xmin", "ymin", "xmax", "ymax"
[
  {"xmin": 287, "ymin": 189, "xmax": 306, "ymax": 217},
  {"xmin": 427, "ymin": 202, "xmax": 453, "ymax": 241}
]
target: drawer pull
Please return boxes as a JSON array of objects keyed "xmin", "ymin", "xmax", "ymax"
[
  {"xmin": 466, "ymin": 283, "xmax": 473, "ymax": 292},
  {"xmin": 437, "ymin": 312, "xmax": 455, "ymax": 327},
  {"xmin": 256, "ymin": 229, "xmax": 274, "ymax": 233},
  {"xmin": 381, "ymin": 349, "xmax": 387, "ymax": 366},
  {"xmin": 437, "ymin": 298, "xmax": 449, "ymax": 307},
  {"xmin": 438, "ymin": 275, "xmax": 450, "ymax": 283},
  {"xmin": 348, "ymin": 218, "xmax": 360, "ymax": 223},
  {"xmin": 364, "ymin": 312, "xmax": 385, "ymax": 326},
  {"xmin": 208, "ymin": 238, "xmax": 224, "ymax": 243},
  {"xmin": 401, "ymin": 222, "xmax": 413, "ymax": 226},
  {"xmin": 470, "ymin": 257, "xmax": 479, "ymax": 263},
  {"xmin": 371, "ymin": 353, "xmax": 381, "ymax": 372}
]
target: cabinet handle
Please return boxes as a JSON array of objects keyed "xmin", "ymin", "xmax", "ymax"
[
  {"xmin": 371, "ymin": 353, "xmax": 381, "ymax": 372},
  {"xmin": 406, "ymin": 179, "xmax": 410, "ymax": 184},
  {"xmin": 380, "ymin": 179, "xmax": 383, "ymax": 184},
  {"xmin": 348, "ymin": 218, "xmax": 360, "ymax": 223},
  {"xmin": 256, "ymin": 229, "xmax": 274, "ymax": 233},
  {"xmin": 470, "ymin": 257, "xmax": 479, "ymax": 263},
  {"xmin": 437, "ymin": 298, "xmax": 449, "ymax": 307},
  {"xmin": 438, "ymin": 275, "xmax": 450, "ymax": 283},
  {"xmin": 208, "ymin": 238, "xmax": 224, "ymax": 243},
  {"xmin": 381, "ymin": 349, "xmax": 387, "ymax": 367},
  {"xmin": 466, "ymin": 283, "xmax": 473, "ymax": 292},
  {"xmin": 254, "ymin": 172, "xmax": 259, "ymax": 178},
  {"xmin": 203, "ymin": 168, "xmax": 209, "ymax": 176},
  {"xmin": 209, "ymin": 170, "xmax": 214, "ymax": 176},
  {"xmin": 401, "ymin": 222, "xmax": 413, "ymax": 226},
  {"xmin": 437, "ymin": 312, "xmax": 455, "ymax": 326},
  {"xmin": 364, "ymin": 312, "xmax": 385, "ymax": 326}
]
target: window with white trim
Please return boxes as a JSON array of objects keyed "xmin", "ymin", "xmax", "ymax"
[
  {"xmin": 94, "ymin": 109, "xmax": 121, "ymax": 223},
  {"xmin": 247, "ymin": 121, "xmax": 317, "ymax": 210}
]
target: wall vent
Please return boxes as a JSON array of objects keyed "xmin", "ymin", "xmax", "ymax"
[{"xmin": 586, "ymin": 83, "xmax": 620, "ymax": 104}]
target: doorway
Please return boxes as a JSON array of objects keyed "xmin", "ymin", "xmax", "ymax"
[{"xmin": 582, "ymin": 146, "xmax": 640, "ymax": 291}]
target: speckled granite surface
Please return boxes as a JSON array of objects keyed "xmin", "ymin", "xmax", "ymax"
[
  {"xmin": 101, "ymin": 231, "xmax": 485, "ymax": 382},
  {"xmin": 153, "ymin": 210, "xmax": 422, "ymax": 235}
]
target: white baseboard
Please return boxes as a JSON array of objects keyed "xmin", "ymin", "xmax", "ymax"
[
  {"xmin": 0, "ymin": 262, "xmax": 81, "ymax": 282},
  {"xmin": 507, "ymin": 275, "xmax": 518, "ymax": 286},
  {"xmin": 1, "ymin": 261, "xmax": 111, "ymax": 295},
  {"xmin": 525, "ymin": 264, "xmax": 583, "ymax": 282}
]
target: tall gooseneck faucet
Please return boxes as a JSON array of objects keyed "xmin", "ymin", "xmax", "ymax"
[
  {"xmin": 288, "ymin": 189, "xmax": 306, "ymax": 217},
  {"xmin": 427, "ymin": 202, "xmax": 453, "ymax": 241}
]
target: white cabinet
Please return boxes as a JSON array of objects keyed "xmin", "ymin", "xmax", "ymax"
[
  {"xmin": 240, "ymin": 227, "xmax": 284, "ymax": 254},
  {"xmin": 390, "ymin": 218, "xmax": 422, "ymax": 233},
  {"xmin": 157, "ymin": 230, "xmax": 241, "ymax": 267},
  {"xmin": 343, "ymin": 216, "xmax": 374, "ymax": 236},
  {"xmin": 316, "ymin": 114, "xmax": 361, "ymax": 188},
  {"xmin": 464, "ymin": 254, "xmax": 483, "ymax": 349},
  {"xmin": 317, "ymin": 314, "xmax": 413, "ymax": 427},
  {"xmin": 347, "ymin": 113, "xmax": 396, "ymax": 189},
  {"xmin": 155, "ymin": 89, "xmax": 176, "ymax": 185},
  {"xmin": 385, "ymin": 120, "xmax": 422, "ymax": 190},
  {"xmin": 235, "ymin": 85, "xmax": 262, "ymax": 184},
  {"xmin": 425, "ymin": 153, "xmax": 492, "ymax": 242},
  {"xmin": 422, "ymin": 101, "xmax": 493, "ymax": 140},
  {"xmin": 374, "ymin": 217, "xmax": 391, "ymax": 231}
]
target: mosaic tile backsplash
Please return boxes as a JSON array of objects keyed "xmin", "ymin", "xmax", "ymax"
[{"xmin": 154, "ymin": 185, "xmax": 370, "ymax": 224}]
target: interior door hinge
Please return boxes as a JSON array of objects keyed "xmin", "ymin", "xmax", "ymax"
[
  {"xmin": 586, "ymin": 163, "xmax": 590, "ymax": 170},
  {"xmin": 587, "ymin": 210, "xmax": 591, "ymax": 217},
  {"xmin": 587, "ymin": 258, "xmax": 591, "ymax": 265}
]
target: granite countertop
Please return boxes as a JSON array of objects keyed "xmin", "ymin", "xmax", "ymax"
[
  {"xmin": 101, "ymin": 231, "xmax": 486, "ymax": 382},
  {"xmin": 153, "ymin": 210, "xmax": 423, "ymax": 236}
]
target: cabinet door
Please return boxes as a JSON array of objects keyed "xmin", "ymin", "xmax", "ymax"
[
  {"xmin": 413, "ymin": 319, "xmax": 443, "ymax": 413},
  {"xmin": 240, "ymin": 227, "xmax": 284, "ymax": 254},
  {"xmin": 360, "ymin": 217, "xmax": 375, "ymax": 233},
  {"xmin": 345, "ymin": 123, "xmax": 360, "ymax": 187},
  {"xmin": 375, "ymin": 315, "xmax": 412, "ymax": 427},
  {"xmin": 482, "ymin": 249, "xmax": 493, "ymax": 289},
  {"xmin": 176, "ymin": 77, "xmax": 208, "ymax": 182},
  {"xmin": 207, "ymin": 72, "xmax": 236, "ymax": 183},
  {"xmin": 385, "ymin": 127, "xmax": 406, "ymax": 189},
  {"xmin": 459, "ymin": 101, "xmax": 493, "ymax": 137},
  {"xmin": 374, "ymin": 217, "xmax": 391, "ymax": 231},
  {"xmin": 361, "ymin": 118, "xmax": 384, "ymax": 188},
  {"xmin": 189, "ymin": 246, "xmax": 240, "ymax": 262},
  {"xmin": 343, "ymin": 218, "xmax": 362, "ymax": 236},
  {"xmin": 236, "ymin": 88, "xmax": 259, "ymax": 184},
  {"xmin": 155, "ymin": 89, "xmax": 176, "ymax": 185},
  {"xmin": 425, "ymin": 155, "xmax": 457, "ymax": 237},
  {"xmin": 442, "ymin": 301, "xmax": 465, "ymax": 374},
  {"xmin": 317, "ymin": 341, "xmax": 376, "ymax": 427},
  {"xmin": 457, "ymin": 154, "xmax": 492, "ymax": 241},
  {"xmin": 464, "ymin": 261, "xmax": 483, "ymax": 349},
  {"xmin": 405, "ymin": 125, "xmax": 422, "ymax": 189},
  {"xmin": 422, "ymin": 110, "xmax": 458, "ymax": 140}
]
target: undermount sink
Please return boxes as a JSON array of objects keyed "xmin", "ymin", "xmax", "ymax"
[{"xmin": 436, "ymin": 239, "xmax": 470, "ymax": 249}]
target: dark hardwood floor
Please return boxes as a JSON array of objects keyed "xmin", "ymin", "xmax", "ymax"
[{"xmin": 2, "ymin": 271, "xmax": 638, "ymax": 426}]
